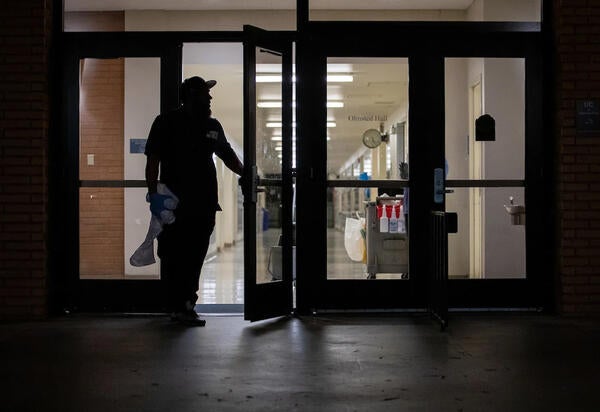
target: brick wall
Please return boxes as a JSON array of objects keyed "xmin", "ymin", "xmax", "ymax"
[
  {"xmin": 0, "ymin": 0, "xmax": 52, "ymax": 319},
  {"xmin": 79, "ymin": 58, "xmax": 125, "ymax": 279},
  {"xmin": 555, "ymin": 0, "xmax": 600, "ymax": 315}
]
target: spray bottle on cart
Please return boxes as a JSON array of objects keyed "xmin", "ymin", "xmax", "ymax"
[
  {"xmin": 389, "ymin": 204, "xmax": 398, "ymax": 233},
  {"xmin": 397, "ymin": 203, "xmax": 406, "ymax": 233},
  {"xmin": 378, "ymin": 204, "xmax": 388, "ymax": 233}
]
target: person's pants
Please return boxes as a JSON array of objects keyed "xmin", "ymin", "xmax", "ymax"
[{"xmin": 157, "ymin": 212, "xmax": 215, "ymax": 313}]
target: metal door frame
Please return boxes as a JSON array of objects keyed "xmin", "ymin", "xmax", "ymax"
[{"xmin": 294, "ymin": 21, "xmax": 548, "ymax": 315}]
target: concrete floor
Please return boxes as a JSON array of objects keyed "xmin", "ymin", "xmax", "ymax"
[{"xmin": 1, "ymin": 313, "xmax": 598, "ymax": 412}]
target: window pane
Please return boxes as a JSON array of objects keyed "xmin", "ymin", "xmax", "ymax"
[
  {"xmin": 326, "ymin": 57, "xmax": 409, "ymax": 280},
  {"xmin": 447, "ymin": 187, "xmax": 526, "ymax": 279},
  {"xmin": 79, "ymin": 57, "xmax": 160, "ymax": 181},
  {"xmin": 80, "ymin": 187, "xmax": 161, "ymax": 280},
  {"xmin": 255, "ymin": 46, "xmax": 284, "ymax": 285},
  {"xmin": 445, "ymin": 57, "xmax": 525, "ymax": 180}
]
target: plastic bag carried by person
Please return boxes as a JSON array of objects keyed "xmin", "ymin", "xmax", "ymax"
[
  {"xmin": 344, "ymin": 216, "xmax": 365, "ymax": 262},
  {"xmin": 129, "ymin": 183, "xmax": 178, "ymax": 267}
]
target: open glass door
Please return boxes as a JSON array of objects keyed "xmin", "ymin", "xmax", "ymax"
[{"xmin": 243, "ymin": 26, "xmax": 294, "ymax": 321}]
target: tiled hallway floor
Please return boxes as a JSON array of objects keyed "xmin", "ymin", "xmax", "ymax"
[
  {"xmin": 1, "ymin": 313, "xmax": 598, "ymax": 411},
  {"xmin": 198, "ymin": 228, "xmax": 404, "ymax": 305}
]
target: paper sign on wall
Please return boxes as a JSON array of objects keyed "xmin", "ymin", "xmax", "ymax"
[{"xmin": 130, "ymin": 139, "xmax": 147, "ymax": 154}]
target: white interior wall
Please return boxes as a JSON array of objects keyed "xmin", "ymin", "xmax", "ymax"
[
  {"xmin": 124, "ymin": 57, "xmax": 161, "ymax": 276},
  {"xmin": 468, "ymin": 0, "xmax": 540, "ymax": 21},
  {"xmin": 445, "ymin": 58, "xmax": 470, "ymax": 278},
  {"xmin": 483, "ymin": 58, "xmax": 526, "ymax": 277},
  {"xmin": 124, "ymin": 9, "xmax": 471, "ymax": 32},
  {"xmin": 125, "ymin": 10, "xmax": 296, "ymax": 31},
  {"xmin": 483, "ymin": 0, "xmax": 541, "ymax": 21}
]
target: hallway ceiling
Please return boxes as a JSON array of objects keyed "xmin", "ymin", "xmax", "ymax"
[{"xmin": 65, "ymin": 1, "xmax": 474, "ymax": 12}]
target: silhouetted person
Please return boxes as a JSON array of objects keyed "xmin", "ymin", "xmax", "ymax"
[{"xmin": 145, "ymin": 76, "xmax": 243, "ymax": 326}]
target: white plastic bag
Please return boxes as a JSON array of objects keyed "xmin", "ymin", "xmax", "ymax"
[{"xmin": 344, "ymin": 217, "xmax": 365, "ymax": 262}]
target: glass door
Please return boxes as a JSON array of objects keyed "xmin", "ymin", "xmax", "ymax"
[
  {"xmin": 444, "ymin": 51, "xmax": 545, "ymax": 308},
  {"xmin": 242, "ymin": 26, "xmax": 294, "ymax": 321},
  {"xmin": 60, "ymin": 34, "xmax": 180, "ymax": 312},
  {"xmin": 296, "ymin": 22, "xmax": 545, "ymax": 313},
  {"xmin": 295, "ymin": 35, "xmax": 433, "ymax": 312}
]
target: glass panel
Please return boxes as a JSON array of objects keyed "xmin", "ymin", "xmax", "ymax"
[
  {"xmin": 79, "ymin": 57, "xmax": 160, "ymax": 280},
  {"xmin": 309, "ymin": 0, "xmax": 541, "ymax": 22},
  {"xmin": 80, "ymin": 188, "xmax": 160, "ymax": 279},
  {"xmin": 124, "ymin": 188, "xmax": 161, "ymax": 278},
  {"xmin": 79, "ymin": 57, "xmax": 160, "ymax": 181},
  {"xmin": 256, "ymin": 46, "xmax": 284, "ymax": 284},
  {"xmin": 445, "ymin": 58, "xmax": 525, "ymax": 180},
  {"xmin": 326, "ymin": 57, "xmax": 409, "ymax": 280},
  {"xmin": 183, "ymin": 43, "xmax": 245, "ymax": 303},
  {"xmin": 447, "ymin": 187, "xmax": 526, "ymax": 279}
]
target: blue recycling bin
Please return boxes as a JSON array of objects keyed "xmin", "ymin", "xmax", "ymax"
[{"xmin": 262, "ymin": 208, "xmax": 270, "ymax": 231}]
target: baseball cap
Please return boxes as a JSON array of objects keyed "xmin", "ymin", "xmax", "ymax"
[{"xmin": 180, "ymin": 76, "xmax": 217, "ymax": 99}]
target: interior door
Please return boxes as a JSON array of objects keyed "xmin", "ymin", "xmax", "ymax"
[
  {"xmin": 242, "ymin": 26, "xmax": 294, "ymax": 321},
  {"xmin": 60, "ymin": 34, "xmax": 180, "ymax": 312}
]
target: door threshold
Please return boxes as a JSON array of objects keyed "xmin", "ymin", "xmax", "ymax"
[
  {"xmin": 313, "ymin": 308, "xmax": 428, "ymax": 315},
  {"xmin": 194, "ymin": 304, "xmax": 244, "ymax": 315},
  {"xmin": 448, "ymin": 307, "xmax": 543, "ymax": 312}
]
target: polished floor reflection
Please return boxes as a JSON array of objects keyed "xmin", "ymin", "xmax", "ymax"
[
  {"xmin": 199, "ymin": 238, "xmax": 244, "ymax": 305},
  {"xmin": 199, "ymin": 227, "xmax": 406, "ymax": 304}
]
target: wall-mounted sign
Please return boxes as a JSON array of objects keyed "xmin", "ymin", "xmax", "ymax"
[
  {"xmin": 576, "ymin": 100, "xmax": 600, "ymax": 135},
  {"xmin": 348, "ymin": 114, "xmax": 388, "ymax": 122},
  {"xmin": 130, "ymin": 138, "xmax": 147, "ymax": 154}
]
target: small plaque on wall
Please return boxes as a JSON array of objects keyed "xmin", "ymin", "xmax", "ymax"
[
  {"xmin": 130, "ymin": 139, "xmax": 147, "ymax": 154},
  {"xmin": 576, "ymin": 100, "xmax": 600, "ymax": 135}
]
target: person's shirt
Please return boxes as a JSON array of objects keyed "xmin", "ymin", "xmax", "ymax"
[{"xmin": 145, "ymin": 106, "xmax": 238, "ymax": 212}]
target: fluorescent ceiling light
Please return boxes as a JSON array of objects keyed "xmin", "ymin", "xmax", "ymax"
[
  {"xmin": 258, "ymin": 101, "xmax": 283, "ymax": 108},
  {"xmin": 326, "ymin": 75, "xmax": 353, "ymax": 82},
  {"xmin": 326, "ymin": 64, "xmax": 353, "ymax": 73},
  {"xmin": 256, "ymin": 75, "xmax": 352, "ymax": 83},
  {"xmin": 258, "ymin": 101, "xmax": 344, "ymax": 108},
  {"xmin": 256, "ymin": 75, "xmax": 295, "ymax": 83},
  {"xmin": 257, "ymin": 64, "xmax": 352, "ymax": 73},
  {"xmin": 266, "ymin": 122, "xmax": 336, "ymax": 128}
]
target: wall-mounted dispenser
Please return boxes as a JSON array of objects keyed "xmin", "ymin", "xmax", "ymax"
[{"xmin": 504, "ymin": 196, "xmax": 525, "ymax": 225}]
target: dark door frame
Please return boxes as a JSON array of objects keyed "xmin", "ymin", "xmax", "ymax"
[
  {"xmin": 294, "ymin": 21, "xmax": 550, "ymax": 315},
  {"xmin": 53, "ymin": 21, "xmax": 551, "ymax": 315},
  {"xmin": 56, "ymin": 31, "xmax": 295, "ymax": 312}
]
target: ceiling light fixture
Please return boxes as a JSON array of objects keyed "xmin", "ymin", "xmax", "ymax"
[
  {"xmin": 267, "ymin": 122, "xmax": 335, "ymax": 128},
  {"xmin": 256, "ymin": 74, "xmax": 353, "ymax": 83},
  {"xmin": 257, "ymin": 101, "xmax": 344, "ymax": 108}
]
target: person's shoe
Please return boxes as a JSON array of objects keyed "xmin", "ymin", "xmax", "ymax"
[{"xmin": 173, "ymin": 311, "xmax": 206, "ymax": 326}]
